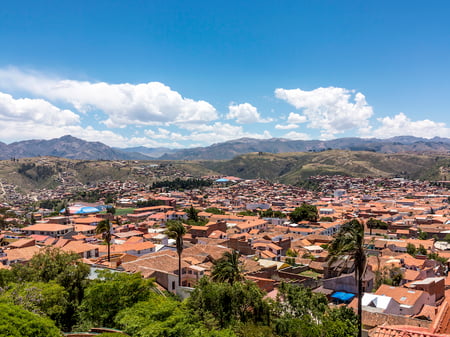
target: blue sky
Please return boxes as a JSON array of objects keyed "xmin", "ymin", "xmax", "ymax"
[{"xmin": 0, "ymin": 0, "xmax": 449, "ymax": 148}]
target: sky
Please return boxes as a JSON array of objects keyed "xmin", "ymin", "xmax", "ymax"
[{"xmin": 0, "ymin": 0, "xmax": 449, "ymax": 148}]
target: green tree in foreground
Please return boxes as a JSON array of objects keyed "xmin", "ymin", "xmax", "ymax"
[
  {"xmin": 165, "ymin": 220, "xmax": 187, "ymax": 287},
  {"xmin": 0, "ymin": 281, "xmax": 69, "ymax": 329},
  {"xmin": 0, "ymin": 303, "xmax": 61, "ymax": 337},
  {"xmin": 187, "ymin": 277, "xmax": 271, "ymax": 330},
  {"xmin": 289, "ymin": 203, "xmax": 318, "ymax": 223},
  {"xmin": 79, "ymin": 270, "xmax": 155, "ymax": 329},
  {"xmin": 11, "ymin": 247, "xmax": 90, "ymax": 330},
  {"xmin": 273, "ymin": 283, "xmax": 358, "ymax": 337},
  {"xmin": 328, "ymin": 219, "xmax": 365, "ymax": 337},
  {"xmin": 116, "ymin": 293, "xmax": 236, "ymax": 337}
]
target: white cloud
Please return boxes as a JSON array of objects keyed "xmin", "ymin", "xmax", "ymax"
[
  {"xmin": 275, "ymin": 87, "xmax": 373, "ymax": 139},
  {"xmin": 369, "ymin": 113, "xmax": 450, "ymax": 139},
  {"xmin": 146, "ymin": 123, "xmax": 272, "ymax": 144},
  {"xmin": 0, "ymin": 67, "xmax": 218, "ymax": 128},
  {"xmin": 287, "ymin": 112, "xmax": 307, "ymax": 124},
  {"xmin": 0, "ymin": 91, "xmax": 80, "ymax": 126},
  {"xmin": 275, "ymin": 124, "xmax": 298, "ymax": 130},
  {"xmin": 283, "ymin": 131, "xmax": 311, "ymax": 140},
  {"xmin": 227, "ymin": 103, "xmax": 272, "ymax": 124}
]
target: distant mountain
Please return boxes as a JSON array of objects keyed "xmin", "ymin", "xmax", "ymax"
[
  {"xmin": 160, "ymin": 136, "xmax": 450, "ymax": 160},
  {"xmin": 116, "ymin": 146, "xmax": 177, "ymax": 158},
  {"xmin": 1, "ymin": 135, "xmax": 450, "ymax": 161},
  {"xmin": 0, "ymin": 135, "xmax": 151, "ymax": 160}
]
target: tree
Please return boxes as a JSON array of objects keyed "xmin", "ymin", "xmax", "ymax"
[
  {"xmin": 406, "ymin": 243, "xmax": 416, "ymax": 256},
  {"xmin": 116, "ymin": 293, "xmax": 236, "ymax": 337},
  {"xmin": 0, "ymin": 281, "xmax": 69, "ymax": 329},
  {"xmin": 165, "ymin": 220, "xmax": 187, "ymax": 287},
  {"xmin": 106, "ymin": 206, "xmax": 116, "ymax": 215},
  {"xmin": 205, "ymin": 207, "xmax": 226, "ymax": 215},
  {"xmin": 187, "ymin": 277, "xmax": 270, "ymax": 329},
  {"xmin": 186, "ymin": 205, "xmax": 199, "ymax": 222},
  {"xmin": 11, "ymin": 247, "xmax": 90, "ymax": 330},
  {"xmin": 328, "ymin": 219, "xmax": 366, "ymax": 337},
  {"xmin": 79, "ymin": 270, "xmax": 154, "ymax": 329},
  {"xmin": 289, "ymin": 203, "xmax": 318, "ymax": 223},
  {"xmin": 96, "ymin": 219, "xmax": 112, "ymax": 262},
  {"xmin": 272, "ymin": 283, "xmax": 358, "ymax": 337},
  {"xmin": 0, "ymin": 303, "xmax": 61, "ymax": 337},
  {"xmin": 211, "ymin": 250, "xmax": 244, "ymax": 285}
]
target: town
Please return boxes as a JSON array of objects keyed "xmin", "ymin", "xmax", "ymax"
[{"xmin": 1, "ymin": 170, "xmax": 450, "ymax": 336}]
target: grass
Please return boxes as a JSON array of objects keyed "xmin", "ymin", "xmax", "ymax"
[
  {"xmin": 114, "ymin": 208, "xmax": 135, "ymax": 216},
  {"xmin": 299, "ymin": 270, "xmax": 321, "ymax": 279}
]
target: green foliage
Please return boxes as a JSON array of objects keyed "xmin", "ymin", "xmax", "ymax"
[
  {"xmin": 286, "ymin": 248, "xmax": 298, "ymax": 257},
  {"xmin": 116, "ymin": 293, "xmax": 233, "ymax": 337},
  {"xmin": 406, "ymin": 243, "xmax": 416, "ymax": 256},
  {"xmin": 237, "ymin": 210, "xmax": 258, "ymax": 216},
  {"xmin": 211, "ymin": 251, "xmax": 244, "ymax": 285},
  {"xmin": 295, "ymin": 179, "xmax": 320, "ymax": 191},
  {"xmin": 136, "ymin": 199, "xmax": 165, "ymax": 208},
  {"xmin": 259, "ymin": 208, "xmax": 286, "ymax": 218},
  {"xmin": 188, "ymin": 278, "xmax": 271, "ymax": 329},
  {"xmin": 327, "ymin": 219, "xmax": 365, "ymax": 336},
  {"xmin": 0, "ymin": 281, "xmax": 69, "ymax": 329},
  {"xmin": 427, "ymin": 252, "xmax": 448, "ymax": 265},
  {"xmin": 272, "ymin": 283, "xmax": 358, "ymax": 337},
  {"xmin": 152, "ymin": 178, "xmax": 212, "ymax": 191},
  {"xmin": 165, "ymin": 220, "xmax": 187, "ymax": 286},
  {"xmin": 0, "ymin": 303, "xmax": 61, "ymax": 337},
  {"xmin": 96, "ymin": 219, "xmax": 112, "ymax": 261},
  {"xmin": 418, "ymin": 229, "xmax": 428, "ymax": 240},
  {"xmin": 289, "ymin": 203, "xmax": 318, "ymax": 223},
  {"xmin": 0, "ymin": 268, "xmax": 14, "ymax": 288},
  {"xmin": 17, "ymin": 163, "xmax": 55, "ymax": 182},
  {"xmin": 367, "ymin": 218, "xmax": 388, "ymax": 230},
  {"xmin": 319, "ymin": 216, "xmax": 333, "ymax": 222},
  {"xmin": 185, "ymin": 205, "xmax": 200, "ymax": 222},
  {"xmin": 205, "ymin": 207, "xmax": 226, "ymax": 215},
  {"xmin": 11, "ymin": 247, "xmax": 90, "ymax": 330},
  {"xmin": 79, "ymin": 270, "xmax": 154, "ymax": 329},
  {"xmin": 417, "ymin": 244, "xmax": 427, "ymax": 255}
]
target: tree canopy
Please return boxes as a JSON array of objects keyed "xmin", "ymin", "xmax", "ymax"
[{"xmin": 289, "ymin": 203, "xmax": 318, "ymax": 223}]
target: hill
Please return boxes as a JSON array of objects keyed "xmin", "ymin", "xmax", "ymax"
[
  {"xmin": 201, "ymin": 150, "xmax": 450, "ymax": 185},
  {"xmin": 0, "ymin": 135, "xmax": 150, "ymax": 160},
  {"xmin": 161, "ymin": 136, "xmax": 450, "ymax": 160}
]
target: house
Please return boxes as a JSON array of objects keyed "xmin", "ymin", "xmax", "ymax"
[{"xmin": 22, "ymin": 223, "xmax": 74, "ymax": 238}]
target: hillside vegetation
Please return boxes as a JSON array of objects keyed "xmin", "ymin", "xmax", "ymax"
[
  {"xmin": 202, "ymin": 150, "xmax": 450, "ymax": 185},
  {"xmin": 0, "ymin": 151, "xmax": 449, "ymax": 194}
]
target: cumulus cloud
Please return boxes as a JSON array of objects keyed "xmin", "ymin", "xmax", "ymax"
[
  {"xmin": 0, "ymin": 67, "xmax": 218, "ymax": 128},
  {"xmin": 0, "ymin": 91, "xmax": 80, "ymax": 126},
  {"xmin": 275, "ymin": 87, "xmax": 373, "ymax": 139},
  {"xmin": 275, "ymin": 124, "xmax": 299, "ymax": 130},
  {"xmin": 369, "ymin": 113, "xmax": 450, "ymax": 139},
  {"xmin": 287, "ymin": 112, "xmax": 307, "ymax": 124},
  {"xmin": 227, "ymin": 103, "xmax": 272, "ymax": 124},
  {"xmin": 146, "ymin": 123, "xmax": 272, "ymax": 144},
  {"xmin": 283, "ymin": 131, "xmax": 311, "ymax": 140}
]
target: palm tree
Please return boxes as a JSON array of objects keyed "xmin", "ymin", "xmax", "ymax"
[
  {"xmin": 165, "ymin": 220, "xmax": 186, "ymax": 287},
  {"xmin": 96, "ymin": 219, "xmax": 112, "ymax": 262},
  {"xmin": 328, "ymin": 219, "xmax": 366, "ymax": 337},
  {"xmin": 211, "ymin": 250, "xmax": 244, "ymax": 284}
]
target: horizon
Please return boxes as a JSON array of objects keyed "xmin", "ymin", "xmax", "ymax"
[
  {"xmin": 1, "ymin": 1, "xmax": 449, "ymax": 148},
  {"xmin": 2, "ymin": 133, "xmax": 450, "ymax": 150}
]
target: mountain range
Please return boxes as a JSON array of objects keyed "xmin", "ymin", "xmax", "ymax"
[{"xmin": 0, "ymin": 135, "xmax": 450, "ymax": 161}]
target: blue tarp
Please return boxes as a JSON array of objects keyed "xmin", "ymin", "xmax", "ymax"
[
  {"xmin": 331, "ymin": 292, "xmax": 355, "ymax": 302},
  {"xmin": 216, "ymin": 178, "xmax": 229, "ymax": 182}
]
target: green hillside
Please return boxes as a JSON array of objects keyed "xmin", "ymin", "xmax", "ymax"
[{"xmin": 201, "ymin": 150, "xmax": 450, "ymax": 185}]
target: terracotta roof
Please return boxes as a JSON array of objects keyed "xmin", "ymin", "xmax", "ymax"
[{"xmin": 370, "ymin": 325, "xmax": 450, "ymax": 337}]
